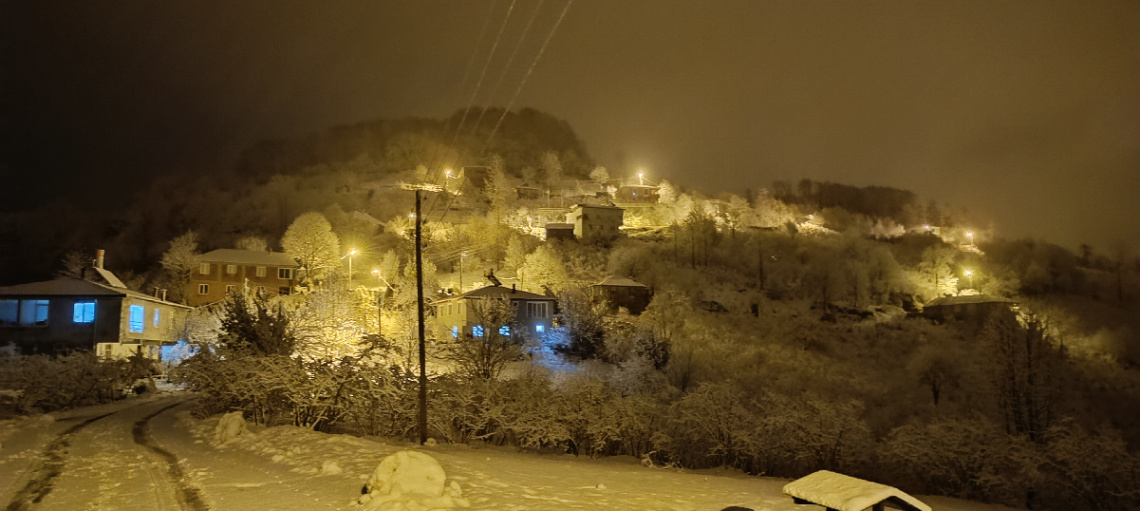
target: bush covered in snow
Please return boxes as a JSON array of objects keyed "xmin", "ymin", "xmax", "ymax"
[{"xmin": 0, "ymin": 351, "xmax": 155, "ymax": 413}]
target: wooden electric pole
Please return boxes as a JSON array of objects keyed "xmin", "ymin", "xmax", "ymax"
[{"xmin": 415, "ymin": 189, "xmax": 428, "ymax": 445}]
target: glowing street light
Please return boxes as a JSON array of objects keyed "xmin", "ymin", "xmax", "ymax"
[
  {"xmin": 966, "ymin": 269, "xmax": 974, "ymax": 289},
  {"xmin": 637, "ymin": 169, "xmax": 645, "ymax": 185},
  {"xmin": 967, "ymin": 231, "xmax": 974, "ymax": 245},
  {"xmin": 345, "ymin": 249, "xmax": 358, "ymax": 281}
]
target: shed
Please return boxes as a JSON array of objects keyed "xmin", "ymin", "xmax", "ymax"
[
  {"xmin": 783, "ymin": 470, "xmax": 930, "ymax": 511},
  {"xmin": 922, "ymin": 294, "xmax": 1017, "ymax": 323},
  {"xmin": 587, "ymin": 276, "xmax": 652, "ymax": 315}
]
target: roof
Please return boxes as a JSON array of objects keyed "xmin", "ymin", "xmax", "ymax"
[
  {"xmin": 591, "ymin": 276, "xmax": 647, "ymax": 288},
  {"xmin": 783, "ymin": 470, "xmax": 931, "ymax": 511},
  {"xmin": 925, "ymin": 294, "xmax": 1014, "ymax": 308},
  {"xmin": 570, "ymin": 203, "xmax": 623, "ymax": 211},
  {"xmin": 92, "ymin": 267, "xmax": 126, "ymax": 288},
  {"xmin": 435, "ymin": 284, "xmax": 556, "ymax": 304},
  {"xmin": 0, "ymin": 278, "xmax": 192, "ymax": 310},
  {"xmin": 198, "ymin": 249, "xmax": 298, "ymax": 267},
  {"xmin": 545, "ymin": 223, "xmax": 574, "ymax": 229}
]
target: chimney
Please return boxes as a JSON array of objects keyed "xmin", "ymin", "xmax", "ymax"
[
  {"xmin": 95, "ymin": 249, "xmax": 105, "ymax": 269},
  {"xmin": 161, "ymin": 289, "xmax": 167, "ymax": 301},
  {"xmin": 511, "ymin": 284, "xmax": 516, "ymax": 293}
]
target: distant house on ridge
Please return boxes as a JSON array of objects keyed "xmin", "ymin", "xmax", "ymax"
[{"xmin": 188, "ymin": 249, "xmax": 299, "ymax": 306}]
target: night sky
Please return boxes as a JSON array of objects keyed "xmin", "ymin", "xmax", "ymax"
[{"xmin": 3, "ymin": 1, "xmax": 1137, "ymax": 251}]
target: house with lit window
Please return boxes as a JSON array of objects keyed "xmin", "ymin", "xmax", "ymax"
[
  {"xmin": 432, "ymin": 283, "xmax": 557, "ymax": 339},
  {"xmin": 0, "ymin": 270, "xmax": 191, "ymax": 360},
  {"xmin": 188, "ymin": 249, "xmax": 300, "ymax": 306},
  {"xmin": 613, "ymin": 184, "xmax": 660, "ymax": 204},
  {"xmin": 587, "ymin": 276, "xmax": 652, "ymax": 315},
  {"xmin": 567, "ymin": 204, "xmax": 624, "ymax": 243}
]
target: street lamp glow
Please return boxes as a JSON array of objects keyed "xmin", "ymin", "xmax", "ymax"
[{"xmin": 637, "ymin": 170, "xmax": 645, "ymax": 185}]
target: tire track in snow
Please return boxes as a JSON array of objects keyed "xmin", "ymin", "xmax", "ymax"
[
  {"xmin": 132, "ymin": 402, "xmax": 208, "ymax": 511},
  {"xmin": 2, "ymin": 411, "xmax": 116, "ymax": 511}
]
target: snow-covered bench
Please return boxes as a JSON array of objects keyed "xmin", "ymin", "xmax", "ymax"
[{"xmin": 783, "ymin": 470, "xmax": 931, "ymax": 511}]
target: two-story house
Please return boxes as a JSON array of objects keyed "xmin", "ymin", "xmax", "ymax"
[
  {"xmin": 188, "ymin": 249, "xmax": 299, "ymax": 306},
  {"xmin": 0, "ymin": 254, "xmax": 190, "ymax": 359},
  {"xmin": 567, "ymin": 204, "xmax": 624, "ymax": 243},
  {"xmin": 432, "ymin": 284, "xmax": 557, "ymax": 339},
  {"xmin": 587, "ymin": 276, "xmax": 652, "ymax": 315}
]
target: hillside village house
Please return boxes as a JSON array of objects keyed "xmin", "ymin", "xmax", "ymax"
[
  {"xmin": 587, "ymin": 276, "xmax": 652, "ymax": 315},
  {"xmin": 613, "ymin": 183, "xmax": 660, "ymax": 204},
  {"xmin": 188, "ymin": 249, "xmax": 299, "ymax": 306},
  {"xmin": 922, "ymin": 294, "xmax": 1018, "ymax": 323},
  {"xmin": 567, "ymin": 204, "xmax": 624, "ymax": 243},
  {"xmin": 0, "ymin": 252, "xmax": 190, "ymax": 360},
  {"xmin": 432, "ymin": 283, "xmax": 557, "ymax": 339}
]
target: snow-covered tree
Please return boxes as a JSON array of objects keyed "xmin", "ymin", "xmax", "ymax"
[
  {"xmin": 282, "ymin": 212, "xmax": 341, "ymax": 283},
  {"xmin": 235, "ymin": 236, "xmax": 269, "ymax": 252},
  {"xmin": 446, "ymin": 297, "xmax": 523, "ymax": 380},
  {"xmin": 160, "ymin": 231, "xmax": 201, "ymax": 303},
  {"xmin": 541, "ymin": 150, "xmax": 562, "ymax": 185},
  {"xmin": 519, "ymin": 245, "xmax": 569, "ymax": 293},
  {"xmin": 589, "ymin": 166, "xmax": 610, "ymax": 186}
]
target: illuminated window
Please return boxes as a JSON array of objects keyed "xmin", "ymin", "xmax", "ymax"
[
  {"xmin": 128, "ymin": 305, "xmax": 144, "ymax": 333},
  {"xmin": 19, "ymin": 300, "xmax": 48, "ymax": 327},
  {"xmin": 0, "ymin": 300, "xmax": 17, "ymax": 326},
  {"xmin": 499, "ymin": 325, "xmax": 510, "ymax": 336},
  {"xmin": 153, "ymin": 309, "xmax": 160, "ymax": 327},
  {"xmin": 451, "ymin": 326, "xmax": 458, "ymax": 338},
  {"xmin": 256, "ymin": 266, "xmax": 266, "ymax": 278},
  {"xmin": 199, "ymin": 263, "xmax": 210, "ymax": 275},
  {"xmin": 73, "ymin": 301, "xmax": 95, "ymax": 323},
  {"xmin": 226, "ymin": 264, "xmax": 237, "ymax": 275},
  {"xmin": 472, "ymin": 325, "xmax": 484, "ymax": 338},
  {"xmin": 198, "ymin": 284, "xmax": 209, "ymax": 295},
  {"xmin": 278, "ymin": 268, "xmax": 293, "ymax": 279},
  {"xmin": 527, "ymin": 302, "xmax": 548, "ymax": 318},
  {"xmin": 535, "ymin": 324, "xmax": 544, "ymax": 334}
]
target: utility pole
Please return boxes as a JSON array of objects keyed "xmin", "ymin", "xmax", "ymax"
[{"xmin": 415, "ymin": 189, "xmax": 427, "ymax": 445}]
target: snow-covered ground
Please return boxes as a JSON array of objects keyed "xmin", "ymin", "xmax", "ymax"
[{"xmin": 1, "ymin": 388, "xmax": 1018, "ymax": 511}]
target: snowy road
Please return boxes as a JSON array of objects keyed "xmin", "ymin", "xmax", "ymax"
[{"xmin": 2, "ymin": 391, "xmax": 1009, "ymax": 511}]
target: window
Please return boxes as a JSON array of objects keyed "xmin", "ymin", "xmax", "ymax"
[
  {"xmin": 256, "ymin": 266, "xmax": 266, "ymax": 278},
  {"xmin": 198, "ymin": 284, "xmax": 209, "ymax": 295},
  {"xmin": 226, "ymin": 264, "xmax": 237, "ymax": 275},
  {"xmin": 278, "ymin": 268, "xmax": 293, "ymax": 279},
  {"xmin": 128, "ymin": 305, "xmax": 144, "ymax": 333},
  {"xmin": 535, "ymin": 324, "xmax": 545, "ymax": 334},
  {"xmin": 0, "ymin": 300, "xmax": 17, "ymax": 326},
  {"xmin": 18, "ymin": 300, "xmax": 49, "ymax": 327},
  {"xmin": 153, "ymin": 309, "xmax": 161, "ymax": 327},
  {"xmin": 527, "ymin": 302, "xmax": 548, "ymax": 318},
  {"xmin": 199, "ymin": 263, "xmax": 210, "ymax": 275},
  {"xmin": 499, "ymin": 325, "xmax": 511, "ymax": 336},
  {"xmin": 472, "ymin": 325, "xmax": 484, "ymax": 338},
  {"xmin": 73, "ymin": 301, "xmax": 95, "ymax": 323},
  {"xmin": 279, "ymin": 286, "xmax": 291, "ymax": 296},
  {"xmin": 451, "ymin": 326, "xmax": 458, "ymax": 339}
]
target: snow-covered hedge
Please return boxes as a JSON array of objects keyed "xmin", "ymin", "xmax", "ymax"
[{"xmin": 0, "ymin": 352, "xmax": 153, "ymax": 413}]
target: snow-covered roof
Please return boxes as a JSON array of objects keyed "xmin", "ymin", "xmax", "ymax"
[
  {"xmin": 199, "ymin": 249, "xmax": 298, "ymax": 267},
  {"xmin": 92, "ymin": 267, "xmax": 127, "ymax": 288},
  {"xmin": 435, "ymin": 285, "xmax": 556, "ymax": 304},
  {"xmin": 0, "ymin": 277, "xmax": 192, "ymax": 309},
  {"xmin": 591, "ymin": 276, "xmax": 647, "ymax": 288},
  {"xmin": 782, "ymin": 470, "xmax": 930, "ymax": 511},
  {"xmin": 925, "ymin": 294, "xmax": 1014, "ymax": 308},
  {"xmin": 545, "ymin": 223, "xmax": 574, "ymax": 229}
]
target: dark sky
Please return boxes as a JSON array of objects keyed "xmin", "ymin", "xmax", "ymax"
[{"xmin": 3, "ymin": 1, "xmax": 1138, "ymax": 252}]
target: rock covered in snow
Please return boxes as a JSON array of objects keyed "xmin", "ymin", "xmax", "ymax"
[
  {"xmin": 358, "ymin": 450, "xmax": 469, "ymax": 510},
  {"xmin": 320, "ymin": 460, "xmax": 344, "ymax": 476},
  {"xmin": 214, "ymin": 411, "xmax": 249, "ymax": 444}
]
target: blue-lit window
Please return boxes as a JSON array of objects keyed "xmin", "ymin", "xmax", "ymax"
[
  {"xmin": 128, "ymin": 305, "xmax": 144, "ymax": 333},
  {"xmin": 19, "ymin": 300, "xmax": 48, "ymax": 326},
  {"xmin": 451, "ymin": 326, "xmax": 459, "ymax": 339},
  {"xmin": 153, "ymin": 309, "xmax": 161, "ymax": 327},
  {"xmin": 73, "ymin": 301, "xmax": 95, "ymax": 323},
  {"xmin": 0, "ymin": 300, "xmax": 17, "ymax": 326},
  {"xmin": 535, "ymin": 324, "xmax": 544, "ymax": 334},
  {"xmin": 499, "ymin": 325, "xmax": 510, "ymax": 336},
  {"xmin": 472, "ymin": 325, "xmax": 484, "ymax": 338}
]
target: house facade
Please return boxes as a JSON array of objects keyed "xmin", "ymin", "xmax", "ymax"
[
  {"xmin": 0, "ymin": 277, "xmax": 191, "ymax": 360},
  {"xmin": 432, "ymin": 284, "xmax": 557, "ymax": 339},
  {"xmin": 587, "ymin": 276, "xmax": 652, "ymax": 315},
  {"xmin": 614, "ymin": 184, "xmax": 660, "ymax": 204},
  {"xmin": 188, "ymin": 249, "xmax": 299, "ymax": 306},
  {"xmin": 922, "ymin": 294, "xmax": 1018, "ymax": 323},
  {"xmin": 567, "ymin": 204, "xmax": 624, "ymax": 243}
]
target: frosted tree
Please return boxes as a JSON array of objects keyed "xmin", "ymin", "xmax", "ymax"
[
  {"xmin": 281, "ymin": 212, "xmax": 341, "ymax": 283},
  {"xmin": 519, "ymin": 245, "xmax": 569, "ymax": 293},
  {"xmin": 918, "ymin": 245, "xmax": 959, "ymax": 298},
  {"xmin": 160, "ymin": 231, "xmax": 201, "ymax": 303},
  {"xmin": 446, "ymin": 296, "xmax": 523, "ymax": 380},
  {"xmin": 290, "ymin": 281, "xmax": 374, "ymax": 361},
  {"xmin": 541, "ymin": 150, "xmax": 562, "ymax": 186},
  {"xmin": 235, "ymin": 236, "xmax": 268, "ymax": 252},
  {"xmin": 589, "ymin": 166, "xmax": 610, "ymax": 186},
  {"xmin": 483, "ymin": 156, "xmax": 511, "ymax": 219}
]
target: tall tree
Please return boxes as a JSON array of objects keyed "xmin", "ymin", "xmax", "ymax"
[
  {"xmin": 160, "ymin": 231, "xmax": 201, "ymax": 303},
  {"xmin": 281, "ymin": 212, "xmax": 341, "ymax": 283}
]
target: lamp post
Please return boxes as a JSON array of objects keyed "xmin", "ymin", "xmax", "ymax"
[
  {"xmin": 346, "ymin": 249, "xmax": 357, "ymax": 281},
  {"xmin": 967, "ymin": 231, "xmax": 974, "ymax": 246},
  {"xmin": 638, "ymin": 170, "xmax": 645, "ymax": 185},
  {"xmin": 459, "ymin": 252, "xmax": 466, "ymax": 292},
  {"xmin": 371, "ymin": 268, "xmax": 393, "ymax": 339},
  {"xmin": 966, "ymin": 270, "xmax": 974, "ymax": 289}
]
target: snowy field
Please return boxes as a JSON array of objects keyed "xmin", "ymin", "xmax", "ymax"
[{"xmin": 1, "ymin": 388, "xmax": 1017, "ymax": 511}]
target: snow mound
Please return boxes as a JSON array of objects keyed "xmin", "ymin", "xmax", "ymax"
[
  {"xmin": 320, "ymin": 460, "xmax": 344, "ymax": 475},
  {"xmin": 782, "ymin": 470, "xmax": 930, "ymax": 511},
  {"xmin": 214, "ymin": 411, "xmax": 249, "ymax": 444},
  {"xmin": 359, "ymin": 450, "xmax": 469, "ymax": 510}
]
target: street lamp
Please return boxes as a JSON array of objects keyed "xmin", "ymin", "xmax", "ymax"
[
  {"xmin": 637, "ymin": 170, "xmax": 645, "ymax": 185},
  {"xmin": 458, "ymin": 252, "xmax": 466, "ymax": 292},
  {"xmin": 966, "ymin": 269, "xmax": 974, "ymax": 289},
  {"xmin": 345, "ymin": 249, "xmax": 357, "ymax": 281},
  {"xmin": 967, "ymin": 231, "xmax": 974, "ymax": 245}
]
